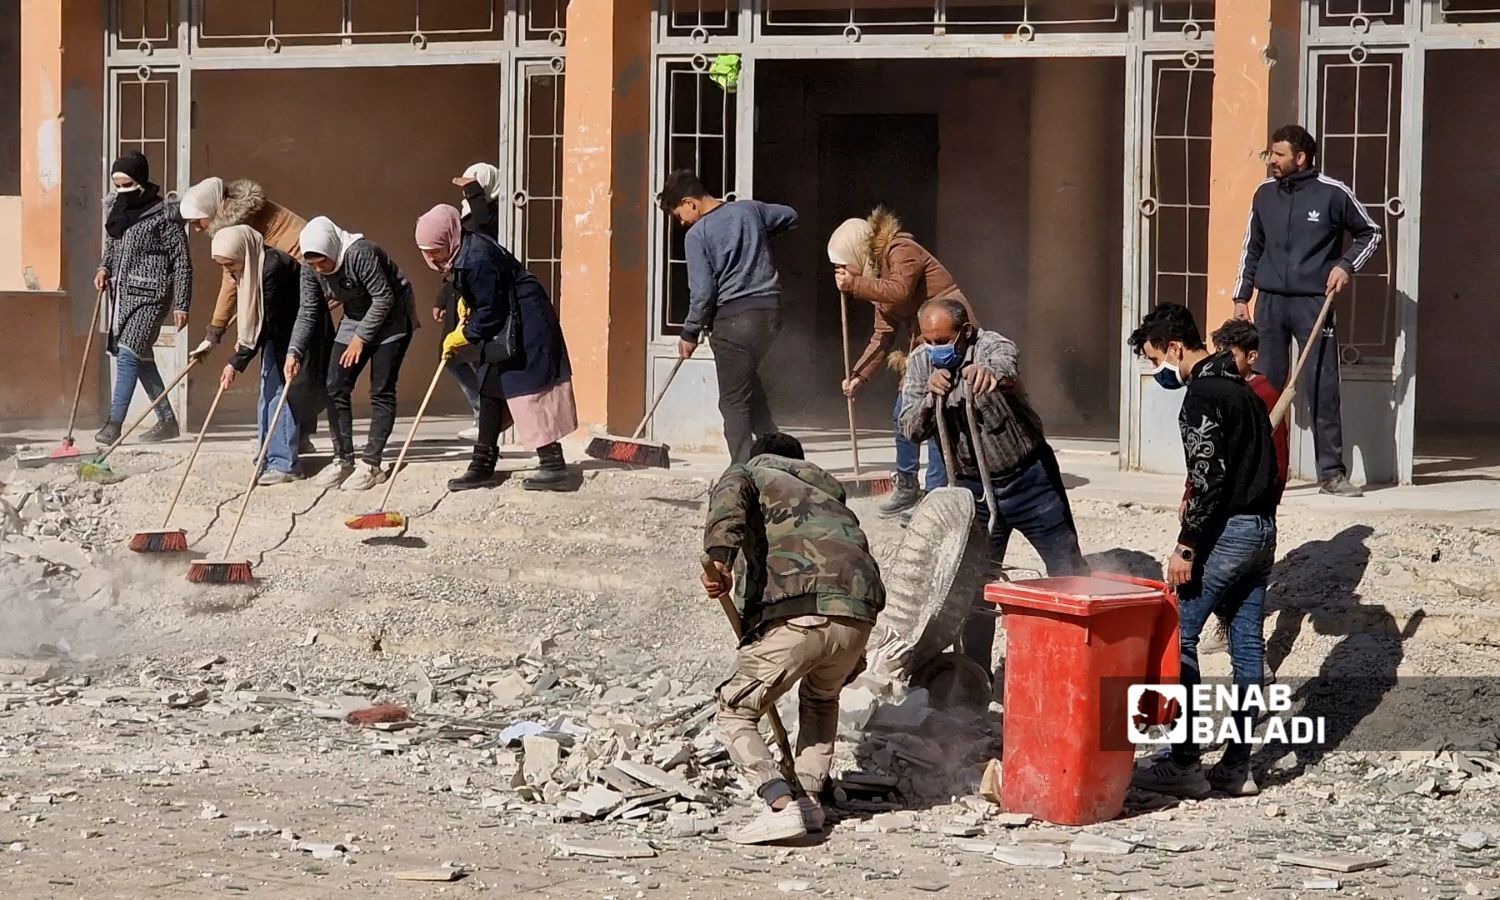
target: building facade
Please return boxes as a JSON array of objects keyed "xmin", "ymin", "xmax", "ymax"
[{"xmin": 2, "ymin": 1, "xmax": 1495, "ymax": 484}]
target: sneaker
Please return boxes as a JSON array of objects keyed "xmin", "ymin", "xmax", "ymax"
[
  {"xmin": 797, "ymin": 794, "xmax": 826, "ymax": 832},
  {"xmin": 726, "ymin": 803, "xmax": 808, "ymax": 845},
  {"xmin": 1319, "ymin": 474, "xmax": 1363, "ymax": 497},
  {"xmin": 878, "ymin": 473, "xmax": 923, "ymax": 518},
  {"xmin": 341, "ymin": 462, "xmax": 385, "ymax": 492},
  {"xmin": 313, "ymin": 461, "xmax": 355, "ymax": 489},
  {"xmin": 1131, "ymin": 757, "xmax": 1210, "ymax": 798},
  {"xmin": 94, "ymin": 421, "xmax": 122, "ymax": 445},
  {"xmin": 139, "ymin": 418, "xmax": 180, "ymax": 443},
  {"xmin": 257, "ymin": 469, "xmax": 299, "ymax": 487},
  {"xmin": 1208, "ymin": 759, "xmax": 1260, "ymax": 797},
  {"xmin": 457, "ymin": 425, "xmax": 479, "ymax": 443}
]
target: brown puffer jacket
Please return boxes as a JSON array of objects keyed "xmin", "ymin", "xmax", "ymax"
[
  {"xmin": 844, "ymin": 207, "xmax": 975, "ymax": 381},
  {"xmin": 206, "ymin": 180, "xmax": 307, "ymax": 338}
]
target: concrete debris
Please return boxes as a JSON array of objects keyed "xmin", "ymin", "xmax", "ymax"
[
  {"xmin": 1304, "ymin": 878, "xmax": 1342, "ymax": 891},
  {"xmin": 777, "ymin": 880, "xmax": 812, "ymax": 893},
  {"xmin": 610, "ymin": 759, "xmax": 710, "ymax": 803},
  {"xmin": 1275, "ymin": 852, "xmax": 1388, "ymax": 873},
  {"xmin": 554, "ymin": 837, "xmax": 658, "ymax": 859},
  {"xmin": 666, "ymin": 813, "xmax": 715, "ymax": 837},
  {"xmin": 394, "ymin": 866, "xmax": 465, "ymax": 882},
  {"xmin": 522, "ymin": 734, "xmax": 562, "ymax": 784},
  {"xmin": 1068, "ymin": 834, "xmax": 1134, "ymax": 855},
  {"xmin": 1459, "ymin": 831, "xmax": 1491, "ymax": 851},
  {"xmin": 953, "ymin": 840, "xmax": 999, "ymax": 855},
  {"xmin": 992, "ymin": 845, "xmax": 1066, "ymax": 868},
  {"xmin": 231, "ymin": 823, "xmax": 279, "ymax": 838}
]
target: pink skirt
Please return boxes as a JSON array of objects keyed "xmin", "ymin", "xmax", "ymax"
[{"xmin": 509, "ymin": 380, "xmax": 578, "ymax": 450}]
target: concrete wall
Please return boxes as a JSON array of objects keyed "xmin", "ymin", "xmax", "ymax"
[
  {"xmin": 187, "ymin": 65, "xmax": 502, "ymax": 425},
  {"xmin": 1417, "ymin": 50, "xmax": 1500, "ymax": 430},
  {"xmin": 755, "ymin": 58, "xmax": 1123, "ymax": 440}
]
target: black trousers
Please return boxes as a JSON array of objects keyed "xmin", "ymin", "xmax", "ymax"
[
  {"xmin": 1254, "ymin": 291, "xmax": 1345, "ymax": 480},
  {"xmin": 710, "ymin": 309, "xmax": 780, "ymax": 465},
  {"xmin": 326, "ymin": 333, "xmax": 411, "ymax": 467}
]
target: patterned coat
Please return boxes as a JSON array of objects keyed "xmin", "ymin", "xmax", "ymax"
[
  {"xmin": 99, "ymin": 199, "xmax": 193, "ymax": 357},
  {"xmin": 703, "ymin": 454, "xmax": 885, "ymax": 636}
]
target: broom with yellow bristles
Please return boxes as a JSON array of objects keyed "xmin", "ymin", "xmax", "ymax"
[
  {"xmin": 129, "ymin": 377, "xmax": 230, "ymax": 553},
  {"xmin": 344, "ymin": 357, "xmax": 448, "ymax": 531},
  {"xmin": 184, "ymin": 386, "xmax": 290, "ymax": 585}
]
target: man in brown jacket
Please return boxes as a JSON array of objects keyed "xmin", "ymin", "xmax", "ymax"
[{"xmin": 828, "ymin": 208, "xmax": 976, "ymax": 518}]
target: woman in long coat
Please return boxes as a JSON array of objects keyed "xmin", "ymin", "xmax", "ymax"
[
  {"xmin": 93, "ymin": 152, "xmax": 192, "ymax": 444},
  {"xmin": 415, "ymin": 204, "xmax": 577, "ymax": 492},
  {"xmin": 432, "ymin": 162, "xmax": 505, "ymax": 439}
]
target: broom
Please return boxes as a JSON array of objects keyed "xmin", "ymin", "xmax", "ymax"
[
  {"xmin": 78, "ymin": 354, "xmax": 202, "ymax": 482},
  {"xmin": 1268, "ymin": 286, "xmax": 1337, "ymax": 430},
  {"xmin": 836, "ymin": 291, "xmax": 892, "ymax": 499},
  {"xmin": 184, "ymin": 386, "xmax": 290, "ymax": 585},
  {"xmin": 128, "ymin": 377, "xmax": 229, "ymax": 553},
  {"xmin": 344, "ymin": 358, "xmax": 447, "ymax": 530},
  {"xmin": 19, "ymin": 291, "xmax": 103, "ymax": 468},
  {"xmin": 699, "ymin": 557, "xmax": 805, "ymax": 796},
  {"xmin": 584, "ymin": 356, "xmax": 684, "ymax": 469}
]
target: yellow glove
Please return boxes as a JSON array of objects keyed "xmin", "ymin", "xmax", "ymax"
[
  {"xmin": 456, "ymin": 296, "xmax": 471, "ymax": 323},
  {"xmin": 442, "ymin": 328, "xmax": 470, "ymax": 361}
]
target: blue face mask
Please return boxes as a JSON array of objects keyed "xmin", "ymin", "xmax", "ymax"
[
  {"xmin": 928, "ymin": 343, "xmax": 960, "ymax": 370},
  {"xmin": 1152, "ymin": 360, "xmax": 1184, "ymax": 391}
]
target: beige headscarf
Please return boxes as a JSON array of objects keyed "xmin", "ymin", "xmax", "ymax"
[
  {"xmin": 180, "ymin": 176, "xmax": 225, "ymax": 222},
  {"xmin": 299, "ymin": 216, "xmax": 363, "ymax": 271},
  {"xmin": 461, "ymin": 163, "xmax": 502, "ymax": 199},
  {"xmin": 211, "ymin": 225, "xmax": 266, "ymax": 353},
  {"xmin": 827, "ymin": 218, "xmax": 873, "ymax": 271}
]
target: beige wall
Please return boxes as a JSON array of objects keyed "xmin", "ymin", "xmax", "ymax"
[
  {"xmin": 0, "ymin": 197, "xmax": 23, "ymax": 290},
  {"xmin": 188, "ymin": 64, "xmax": 503, "ymax": 425}
]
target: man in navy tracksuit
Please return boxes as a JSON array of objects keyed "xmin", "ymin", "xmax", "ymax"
[{"xmin": 1231, "ymin": 124, "xmax": 1381, "ymax": 497}]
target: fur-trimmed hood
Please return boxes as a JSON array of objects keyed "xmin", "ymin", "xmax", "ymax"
[
  {"xmin": 209, "ymin": 179, "xmax": 267, "ymax": 234},
  {"xmin": 865, "ymin": 206, "xmax": 905, "ymax": 278}
]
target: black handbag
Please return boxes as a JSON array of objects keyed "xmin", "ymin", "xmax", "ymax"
[{"xmin": 479, "ymin": 288, "xmax": 522, "ymax": 365}]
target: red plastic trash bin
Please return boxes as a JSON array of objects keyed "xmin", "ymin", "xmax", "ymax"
[{"xmin": 985, "ymin": 574, "xmax": 1178, "ymax": 825}]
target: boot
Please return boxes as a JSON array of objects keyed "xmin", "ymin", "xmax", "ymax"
[
  {"xmin": 140, "ymin": 418, "xmax": 180, "ymax": 443},
  {"xmin": 878, "ymin": 472, "xmax": 923, "ymax": 518},
  {"xmin": 94, "ymin": 421, "xmax": 122, "ymax": 445},
  {"xmin": 523, "ymin": 442, "xmax": 575, "ymax": 492},
  {"xmin": 448, "ymin": 445, "xmax": 500, "ymax": 492}
]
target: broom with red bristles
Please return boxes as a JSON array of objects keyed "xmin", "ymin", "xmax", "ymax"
[
  {"xmin": 584, "ymin": 357, "xmax": 683, "ymax": 469},
  {"xmin": 344, "ymin": 358, "xmax": 448, "ymax": 531},
  {"xmin": 129, "ymin": 378, "xmax": 229, "ymax": 553},
  {"xmin": 185, "ymin": 387, "xmax": 290, "ymax": 584},
  {"xmin": 19, "ymin": 292, "xmax": 103, "ymax": 468},
  {"xmin": 837, "ymin": 291, "xmax": 893, "ymax": 499}
]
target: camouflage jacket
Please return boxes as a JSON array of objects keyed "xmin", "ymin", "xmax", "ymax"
[{"xmin": 703, "ymin": 454, "xmax": 885, "ymax": 635}]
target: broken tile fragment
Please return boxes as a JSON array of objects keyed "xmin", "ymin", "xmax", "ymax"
[
  {"xmin": 1275, "ymin": 852, "xmax": 1387, "ymax": 873},
  {"xmin": 992, "ymin": 845, "xmax": 1066, "ymax": 868},
  {"xmin": 554, "ymin": 837, "xmax": 657, "ymax": 859}
]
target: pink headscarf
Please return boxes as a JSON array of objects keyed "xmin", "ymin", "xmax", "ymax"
[{"xmin": 414, "ymin": 204, "xmax": 463, "ymax": 272}]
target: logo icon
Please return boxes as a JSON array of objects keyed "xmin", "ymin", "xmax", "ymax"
[
  {"xmin": 1307, "ymin": 209, "xmax": 1322, "ymax": 223},
  {"xmin": 1126, "ymin": 684, "xmax": 1187, "ymax": 744}
]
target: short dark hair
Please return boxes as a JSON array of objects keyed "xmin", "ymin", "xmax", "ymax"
[
  {"xmin": 1211, "ymin": 318, "xmax": 1260, "ymax": 354},
  {"xmin": 1271, "ymin": 124, "xmax": 1318, "ymax": 166},
  {"xmin": 656, "ymin": 169, "xmax": 711, "ymax": 213},
  {"xmin": 749, "ymin": 432, "xmax": 805, "ymax": 460},
  {"xmin": 917, "ymin": 297, "xmax": 971, "ymax": 332},
  {"xmin": 1128, "ymin": 303, "xmax": 1205, "ymax": 357}
]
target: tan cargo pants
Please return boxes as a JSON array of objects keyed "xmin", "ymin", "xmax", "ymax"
[{"xmin": 715, "ymin": 615, "xmax": 872, "ymax": 796}]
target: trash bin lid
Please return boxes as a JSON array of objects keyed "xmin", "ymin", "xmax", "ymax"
[{"xmin": 985, "ymin": 575, "xmax": 1164, "ymax": 617}]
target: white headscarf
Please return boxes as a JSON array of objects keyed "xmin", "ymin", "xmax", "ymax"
[
  {"xmin": 180, "ymin": 177, "xmax": 225, "ymax": 222},
  {"xmin": 211, "ymin": 225, "xmax": 266, "ymax": 353},
  {"xmin": 298, "ymin": 216, "xmax": 363, "ymax": 271},
  {"xmin": 462, "ymin": 163, "xmax": 502, "ymax": 200},
  {"xmin": 827, "ymin": 218, "xmax": 873, "ymax": 270}
]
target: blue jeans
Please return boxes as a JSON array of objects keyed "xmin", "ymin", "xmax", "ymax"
[
  {"xmin": 258, "ymin": 341, "xmax": 302, "ymax": 476},
  {"xmin": 445, "ymin": 357, "xmax": 481, "ymax": 416},
  {"xmin": 893, "ymin": 392, "xmax": 946, "ymax": 490},
  {"xmin": 1171, "ymin": 514, "xmax": 1277, "ymax": 767},
  {"xmin": 109, "ymin": 346, "xmax": 173, "ymax": 425},
  {"xmin": 959, "ymin": 444, "xmax": 1087, "ymax": 675}
]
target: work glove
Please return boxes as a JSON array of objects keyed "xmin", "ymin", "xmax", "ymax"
[
  {"xmin": 441, "ymin": 328, "xmax": 470, "ymax": 361},
  {"xmin": 189, "ymin": 339, "xmax": 214, "ymax": 363},
  {"xmin": 456, "ymin": 297, "xmax": 471, "ymax": 323}
]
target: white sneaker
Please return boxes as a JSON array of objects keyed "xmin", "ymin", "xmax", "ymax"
[
  {"xmin": 457, "ymin": 425, "xmax": 479, "ymax": 442},
  {"xmin": 313, "ymin": 461, "xmax": 354, "ymax": 488},
  {"xmin": 257, "ymin": 469, "xmax": 300, "ymax": 486},
  {"xmin": 797, "ymin": 795, "xmax": 826, "ymax": 832},
  {"xmin": 341, "ymin": 462, "xmax": 385, "ymax": 492},
  {"xmin": 726, "ymin": 803, "xmax": 808, "ymax": 845}
]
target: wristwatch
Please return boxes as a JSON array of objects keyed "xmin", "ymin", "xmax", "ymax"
[{"xmin": 1175, "ymin": 546, "xmax": 1195, "ymax": 562}]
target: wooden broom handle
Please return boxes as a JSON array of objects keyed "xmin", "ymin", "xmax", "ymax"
[
  {"xmin": 933, "ymin": 388, "xmax": 958, "ymax": 489},
  {"xmin": 839, "ymin": 291, "xmax": 862, "ymax": 476},
  {"xmin": 631, "ymin": 356, "xmax": 686, "ymax": 441},
  {"xmin": 376, "ymin": 358, "xmax": 448, "ymax": 512},
  {"xmin": 1268, "ymin": 288, "xmax": 1337, "ymax": 430},
  {"xmin": 160, "ymin": 378, "xmax": 227, "ymax": 528},
  {"xmin": 220, "ymin": 382, "xmax": 290, "ymax": 559},
  {"xmin": 65, "ymin": 293, "xmax": 105, "ymax": 440}
]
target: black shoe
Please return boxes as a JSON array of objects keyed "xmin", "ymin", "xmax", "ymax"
[
  {"xmin": 448, "ymin": 445, "xmax": 500, "ymax": 492},
  {"xmin": 139, "ymin": 419, "xmax": 180, "ymax": 443},
  {"xmin": 1319, "ymin": 474, "xmax": 1363, "ymax": 497},
  {"xmin": 94, "ymin": 421, "xmax": 122, "ymax": 445},
  {"xmin": 879, "ymin": 473, "xmax": 924, "ymax": 518},
  {"xmin": 298, "ymin": 436, "xmax": 316, "ymax": 455},
  {"xmin": 524, "ymin": 442, "xmax": 577, "ymax": 492}
]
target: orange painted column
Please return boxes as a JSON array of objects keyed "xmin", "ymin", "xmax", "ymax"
[
  {"xmin": 19, "ymin": 0, "xmax": 64, "ymax": 292},
  {"xmin": 558, "ymin": 0, "xmax": 652, "ymax": 434},
  {"xmin": 1204, "ymin": 0, "xmax": 1301, "ymax": 328}
]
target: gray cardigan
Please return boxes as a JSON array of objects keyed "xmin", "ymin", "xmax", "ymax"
[{"xmin": 289, "ymin": 239, "xmax": 416, "ymax": 359}]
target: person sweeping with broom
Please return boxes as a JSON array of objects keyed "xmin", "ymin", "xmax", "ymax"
[
  {"xmin": 93, "ymin": 151, "xmax": 193, "ymax": 445},
  {"xmin": 827, "ymin": 208, "xmax": 975, "ymax": 520},
  {"xmin": 702, "ymin": 431, "xmax": 884, "ymax": 844},
  {"xmin": 414, "ymin": 204, "xmax": 579, "ymax": 492}
]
